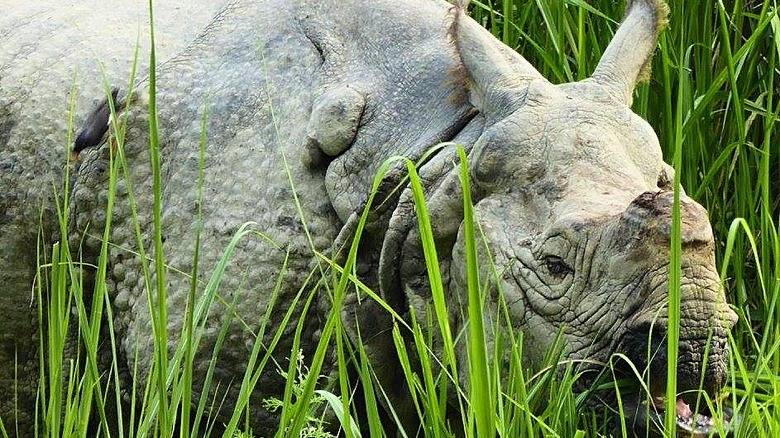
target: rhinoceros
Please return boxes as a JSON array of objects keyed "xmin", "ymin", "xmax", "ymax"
[{"xmin": 0, "ymin": 0, "xmax": 737, "ymax": 436}]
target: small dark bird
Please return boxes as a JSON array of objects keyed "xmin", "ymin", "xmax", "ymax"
[{"xmin": 71, "ymin": 87, "xmax": 120, "ymax": 160}]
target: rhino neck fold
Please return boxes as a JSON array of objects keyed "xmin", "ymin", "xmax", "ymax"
[{"xmin": 363, "ymin": 114, "xmax": 484, "ymax": 311}]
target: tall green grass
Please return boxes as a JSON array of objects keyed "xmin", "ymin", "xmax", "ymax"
[{"xmin": 6, "ymin": 1, "xmax": 777, "ymax": 438}]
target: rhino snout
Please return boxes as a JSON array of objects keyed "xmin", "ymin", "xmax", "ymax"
[
  {"xmin": 621, "ymin": 319, "xmax": 732, "ymax": 397},
  {"xmin": 619, "ymin": 272, "xmax": 737, "ymax": 396},
  {"xmin": 619, "ymin": 315, "xmax": 738, "ymax": 437}
]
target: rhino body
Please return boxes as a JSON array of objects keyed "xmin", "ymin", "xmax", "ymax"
[
  {"xmin": 0, "ymin": 0, "xmax": 737, "ymax": 436},
  {"xmin": 0, "ymin": 1, "xmax": 228, "ymax": 433}
]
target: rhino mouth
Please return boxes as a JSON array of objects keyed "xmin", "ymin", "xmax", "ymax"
[
  {"xmin": 622, "ymin": 392, "xmax": 735, "ymax": 437},
  {"xmin": 611, "ymin": 312, "xmax": 738, "ymax": 436}
]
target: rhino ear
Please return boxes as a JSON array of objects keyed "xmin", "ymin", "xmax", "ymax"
[
  {"xmin": 591, "ymin": 0, "xmax": 669, "ymax": 105},
  {"xmin": 451, "ymin": 3, "xmax": 546, "ymax": 117}
]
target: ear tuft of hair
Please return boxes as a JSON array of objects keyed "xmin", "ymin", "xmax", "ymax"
[
  {"xmin": 446, "ymin": 0, "xmax": 470, "ymax": 43},
  {"xmin": 650, "ymin": 0, "xmax": 670, "ymax": 32},
  {"xmin": 633, "ymin": 0, "xmax": 670, "ymax": 84},
  {"xmin": 444, "ymin": 0, "xmax": 472, "ymax": 102}
]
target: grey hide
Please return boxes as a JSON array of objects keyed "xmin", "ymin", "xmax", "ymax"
[
  {"xmin": 0, "ymin": 0, "xmax": 737, "ymax": 436},
  {"xmin": 0, "ymin": 0, "xmax": 230, "ymax": 434}
]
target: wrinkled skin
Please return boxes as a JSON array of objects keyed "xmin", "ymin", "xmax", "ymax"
[{"xmin": 0, "ymin": 0, "xmax": 737, "ymax": 436}]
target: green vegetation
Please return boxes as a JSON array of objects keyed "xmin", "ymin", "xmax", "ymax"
[{"xmin": 2, "ymin": 1, "xmax": 777, "ymax": 437}]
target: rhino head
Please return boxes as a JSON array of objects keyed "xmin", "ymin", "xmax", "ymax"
[{"xmin": 376, "ymin": 0, "xmax": 737, "ymax": 434}]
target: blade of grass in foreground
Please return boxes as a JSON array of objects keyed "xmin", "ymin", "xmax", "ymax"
[
  {"xmin": 144, "ymin": 0, "xmax": 171, "ymax": 433},
  {"xmin": 178, "ymin": 98, "xmax": 209, "ymax": 438},
  {"xmin": 277, "ymin": 157, "xmax": 403, "ymax": 438},
  {"xmin": 457, "ymin": 146, "xmax": 493, "ymax": 437},
  {"xmin": 402, "ymin": 157, "xmax": 457, "ymax": 381},
  {"xmin": 353, "ymin": 329, "xmax": 387, "ymax": 438},
  {"xmin": 663, "ymin": 11, "xmax": 685, "ymax": 435}
]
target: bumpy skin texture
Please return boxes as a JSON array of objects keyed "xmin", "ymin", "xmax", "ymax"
[
  {"xmin": 1, "ymin": 0, "xmax": 737, "ymax": 435},
  {"xmin": 0, "ymin": 1, "xmax": 228, "ymax": 434},
  {"xmin": 68, "ymin": 0, "xmax": 477, "ymax": 433}
]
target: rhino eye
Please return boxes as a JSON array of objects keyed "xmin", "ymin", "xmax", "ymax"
[{"xmin": 543, "ymin": 255, "xmax": 572, "ymax": 278}]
